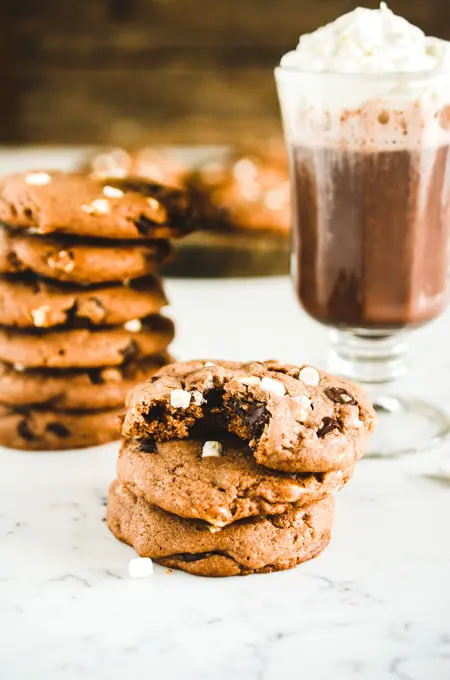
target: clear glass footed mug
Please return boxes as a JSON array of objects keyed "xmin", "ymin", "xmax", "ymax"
[{"xmin": 275, "ymin": 67, "xmax": 450, "ymax": 456}]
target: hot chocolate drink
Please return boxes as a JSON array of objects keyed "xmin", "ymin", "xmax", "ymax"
[
  {"xmin": 291, "ymin": 143, "xmax": 450, "ymax": 329},
  {"xmin": 277, "ymin": 2, "xmax": 450, "ymax": 331}
]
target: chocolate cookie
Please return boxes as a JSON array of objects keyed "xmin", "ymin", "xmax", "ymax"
[
  {"xmin": 107, "ymin": 480, "xmax": 334, "ymax": 577},
  {"xmin": 0, "ymin": 315, "xmax": 174, "ymax": 368},
  {"xmin": 0, "ymin": 353, "xmax": 170, "ymax": 411},
  {"xmin": 121, "ymin": 360, "xmax": 376, "ymax": 473},
  {"xmin": 0, "ymin": 404, "xmax": 122, "ymax": 450},
  {"xmin": 0, "ymin": 226, "xmax": 171, "ymax": 284},
  {"xmin": 0, "ymin": 277, "xmax": 168, "ymax": 328},
  {"xmin": 0, "ymin": 275, "xmax": 168, "ymax": 328},
  {"xmin": 118, "ymin": 436, "xmax": 351, "ymax": 527},
  {"xmin": 0, "ymin": 172, "xmax": 195, "ymax": 240}
]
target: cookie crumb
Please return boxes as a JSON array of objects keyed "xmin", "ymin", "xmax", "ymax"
[
  {"xmin": 128, "ymin": 557, "xmax": 153, "ymax": 578},
  {"xmin": 124, "ymin": 319, "xmax": 143, "ymax": 333},
  {"xmin": 202, "ymin": 441, "xmax": 223, "ymax": 458},
  {"xmin": 260, "ymin": 377, "xmax": 286, "ymax": 397},
  {"xmin": 170, "ymin": 389, "xmax": 192, "ymax": 409},
  {"xmin": 25, "ymin": 172, "xmax": 51, "ymax": 186},
  {"xmin": 299, "ymin": 366, "xmax": 320, "ymax": 386},
  {"xmin": 237, "ymin": 376, "xmax": 261, "ymax": 386},
  {"xmin": 103, "ymin": 185, "xmax": 124, "ymax": 199},
  {"xmin": 81, "ymin": 199, "xmax": 110, "ymax": 215},
  {"xmin": 31, "ymin": 305, "xmax": 52, "ymax": 328},
  {"xmin": 165, "ymin": 568, "xmax": 173, "ymax": 575}
]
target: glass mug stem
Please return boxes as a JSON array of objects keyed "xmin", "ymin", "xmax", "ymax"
[{"xmin": 328, "ymin": 329, "xmax": 408, "ymax": 384}]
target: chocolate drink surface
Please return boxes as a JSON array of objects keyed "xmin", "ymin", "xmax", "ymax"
[{"xmin": 291, "ymin": 144, "xmax": 450, "ymax": 329}]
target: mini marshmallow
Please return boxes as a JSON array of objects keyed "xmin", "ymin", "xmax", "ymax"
[
  {"xmin": 81, "ymin": 199, "xmax": 110, "ymax": 215},
  {"xmin": 103, "ymin": 185, "xmax": 124, "ymax": 199},
  {"xmin": 170, "ymin": 389, "xmax": 192, "ymax": 409},
  {"xmin": 128, "ymin": 557, "xmax": 153, "ymax": 578},
  {"xmin": 202, "ymin": 441, "xmax": 223, "ymax": 458},
  {"xmin": 299, "ymin": 366, "xmax": 320, "ymax": 386},
  {"xmin": 31, "ymin": 305, "xmax": 51, "ymax": 328},
  {"xmin": 124, "ymin": 319, "xmax": 142, "ymax": 333},
  {"xmin": 260, "ymin": 377, "xmax": 286, "ymax": 397},
  {"xmin": 24, "ymin": 172, "xmax": 51, "ymax": 186},
  {"xmin": 47, "ymin": 250, "xmax": 75, "ymax": 273},
  {"xmin": 191, "ymin": 390, "xmax": 205, "ymax": 406}
]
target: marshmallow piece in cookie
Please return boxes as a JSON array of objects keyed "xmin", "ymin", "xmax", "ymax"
[
  {"xmin": 299, "ymin": 366, "xmax": 320, "ymax": 386},
  {"xmin": 170, "ymin": 389, "xmax": 192, "ymax": 409},
  {"xmin": 260, "ymin": 377, "xmax": 286, "ymax": 397},
  {"xmin": 202, "ymin": 441, "xmax": 223, "ymax": 458}
]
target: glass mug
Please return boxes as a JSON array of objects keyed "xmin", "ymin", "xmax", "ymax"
[{"xmin": 275, "ymin": 66, "xmax": 450, "ymax": 456}]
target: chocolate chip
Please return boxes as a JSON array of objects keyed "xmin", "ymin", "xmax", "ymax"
[
  {"xmin": 138, "ymin": 438, "xmax": 157, "ymax": 453},
  {"xmin": 325, "ymin": 387, "xmax": 357, "ymax": 405},
  {"xmin": 232, "ymin": 399, "xmax": 269, "ymax": 437},
  {"xmin": 317, "ymin": 417, "xmax": 340, "ymax": 438},
  {"xmin": 143, "ymin": 403, "xmax": 165, "ymax": 423},
  {"xmin": 23, "ymin": 208, "xmax": 33, "ymax": 220},
  {"xmin": 175, "ymin": 552, "xmax": 211, "ymax": 563},
  {"xmin": 135, "ymin": 215, "xmax": 157, "ymax": 236},
  {"xmin": 46, "ymin": 422, "xmax": 71, "ymax": 438},
  {"xmin": 17, "ymin": 419, "xmax": 35, "ymax": 441},
  {"xmin": 87, "ymin": 369, "xmax": 104, "ymax": 385},
  {"xmin": 7, "ymin": 252, "xmax": 22, "ymax": 270},
  {"xmin": 120, "ymin": 340, "xmax": 138, "ymax": 363}
]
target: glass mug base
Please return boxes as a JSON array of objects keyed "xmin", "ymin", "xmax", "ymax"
[{"xmin": 328, "ymin": 329, "xmax": 450, "ymax": 457}]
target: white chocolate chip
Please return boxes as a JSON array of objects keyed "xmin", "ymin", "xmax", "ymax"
[
  {"xmin": 128, "ymin": 557, "xmax": 153, "ymax": 578},
  {"xmin": 237, "ymin": 376, "xmax": 261, "ymax": 386},
  {"xmin": 204, "ymin": 362, "xmax": 215, "ymax": 367},
  {"xmin": 124, "ymin": 319, "xmax": 142, "ymax": 333},
  {"xmin": 260, "ymin": 377, "xmax": 286, "ymax": 397},
  {"xmin": 191, "ymin": 390, "xmax": 205, "ymax": 406},
  {"xmin": 170, "ymin": 389, "xmax": 192, "ymax": 409},
  {"xmin": 299, "ymin": 366, "xmax": 320, "ymax": 386},
  {"xmin": 207, "ymin": 525, "xmax": 222, "ymax": 534},
  {"xmin": 103, "ymin": 185, "xmax": 124, "ymax": 199},
  {"xmin": 81, "ymin": 199, "xmax": 110, "ymax": 215},
  {"xmin": 292, "ymin": 395, "xmax": 311, "ymax": 422},
  {"xmin": 202, "ymin": 441, "xmax": 223, "ymax": 458},
  {"xmin": 24, "ymin": 172, "xmax": 51, "ymax": 186},
  {"xmin": 31, "ymin": 305, "xmax": 52, "ymax": 328},
  {"xmin": 13, "ymin": 363, "xmax": 25, "ymax": 372}
]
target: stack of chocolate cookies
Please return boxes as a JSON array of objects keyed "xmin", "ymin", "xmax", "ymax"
[
  {"xmin": 0, "ymin": 171, "xmax": 195, "ymax": 450},
  {"xmin": 107, "ymin": 360, "xmax": 376, "ymax": 577}
]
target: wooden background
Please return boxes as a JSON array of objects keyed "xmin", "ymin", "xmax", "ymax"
[{"xmin": 2, "ymin": 0, "xmax": 450, "ymax": 146}]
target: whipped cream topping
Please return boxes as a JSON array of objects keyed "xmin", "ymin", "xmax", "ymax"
[
  {"xmin": 276, "ymin": 4, "xmax": 450, "ymax": 149},
  {"xmin": 281, "ymin": 3, "xmax": 450, "ymax": 74}
]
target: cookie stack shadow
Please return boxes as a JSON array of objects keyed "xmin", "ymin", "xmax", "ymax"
[
  {"xmin": 0, "ymin": 171, "xmax": 195, "ymax": 450},
  {"xmin": 107, "ymin": 360, "xmax": 376, "ymax": 577}
]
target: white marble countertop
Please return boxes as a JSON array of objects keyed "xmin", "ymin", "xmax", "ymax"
[{"xmin": 1, "ymin": 277, "xmax": 450, "ymax": 680}]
